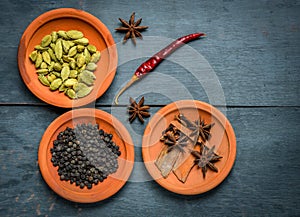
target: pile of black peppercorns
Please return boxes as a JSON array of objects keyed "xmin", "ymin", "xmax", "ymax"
[{"xmin": 50, "ymin": 123, "xmax": 121, "ymax": 189}]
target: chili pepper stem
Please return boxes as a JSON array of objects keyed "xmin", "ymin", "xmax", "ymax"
[{"xmin": 114, "ymin": 75, "xmax": 139, "ymax": 105}]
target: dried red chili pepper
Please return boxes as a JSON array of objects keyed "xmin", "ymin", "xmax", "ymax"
[{"xmin": 114, "ymin": 33, "xmax": 206, "ymax": 104}]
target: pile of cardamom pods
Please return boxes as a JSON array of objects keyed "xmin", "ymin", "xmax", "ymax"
[{"xmin": 29, "ymin": 30, "xmax": 101, "ymax": 99}]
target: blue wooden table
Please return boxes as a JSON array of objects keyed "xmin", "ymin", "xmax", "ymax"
[{"xmin": 0, "ymin": 0, "xmax": 299, "ymax": 216}]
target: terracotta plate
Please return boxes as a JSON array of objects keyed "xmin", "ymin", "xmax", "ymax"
[
  {"xmin": 38, "ymin": 108, "xmax": 134, "ymax": 203},
  {"xmin": 18, "ymin": 8, "xmax": 117, "ymax": 107},
  {"xmin": 142, "ymin": 100, "xmax": 236, "ymax": 195}
]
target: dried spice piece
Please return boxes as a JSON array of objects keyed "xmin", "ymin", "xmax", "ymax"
[
  {"xmin": 191, "ymin": 145, "xmax": 222, "ymax": 178},
  {"xmin": 128, "ymin": 96, "xmax": 150, "ymax": 123},
  {"xmin": 193, "ymin": 119, "xmax": 215, "ymax": 143},
  {"xmin": 176, "ymin": 114, "xmax": 214, "ymax": 142},
  {"xmin": 115, "ymin": 12, "xmax": 148, "ymax": 45},
  {"xmin": 114, "ymin": 33, "xmax": 206, "ymax": 104},
  {"xmin": 155, "ymin": 146, "xmax": 181, "ymax": 178},
  {"xmin": 50, "ymin": 123, "xmax": 121, "ymax": 189},
  {"xmin": 156, "ymin": 113, "xmax": 219, "ymax": 182},
  {"xmin": 156, "ymin": 119, "xmax": 198, "ymax": 179},
  {"xmin": 29, "ymin": 30, "xmax": 101, "ymax": 99},
  {"xmin": 160, "ymin": 127, "xmax": 188, "ymax": 153},
  {"xmin": 173, "ymin": 144, "xmax": 200, "ymax": 183}
]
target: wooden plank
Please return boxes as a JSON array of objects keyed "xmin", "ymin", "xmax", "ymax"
[
  {"xmin": 0, "ymin": 106, "xmax": 299, "ymax": 216},
  {"xmin": 0, "ymin": 0, "xmax": 299, "ymax": 106}
]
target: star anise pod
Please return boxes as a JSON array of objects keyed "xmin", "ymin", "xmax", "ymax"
[
  {"xmin": 161, "ymin": 129, "xmax": 188, "ymax": 153},
  {"xmin": 191, "ymin": 145, "xmax": 222, "ymax": 178},
  {"xmin": 194, "ymin": 119, "xmax": 215, "ymax": 142},
  {"xmin": 115, "ymin": 12, "xmax": 148, "ymax": 45},
  {"xmin": 176, "ymin": 114, "xmax": 214, "ymax": 142},
  {"xmin": 128, "ymin": 96, "xmax": 150, "ymax": 123}
]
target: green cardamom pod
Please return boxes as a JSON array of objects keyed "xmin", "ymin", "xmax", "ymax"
[
  {"xmin": 78, "ymin": 70, "xmax": 96, "ymax": 86},
  {"xmin": 52, "ymin": 71, "xmax": 61, "ymax": 77},
  {"xmin": 58, "ymin": 84, "xmax": 67, "ymax": 92},
  {"xmin": 62, "ymin": 62, "xmax": 69, "ymax": 67},
  {"xmin": 66, "ymin": 89, "xmax": 77, "ymax": 99},
  {"xmin": 34, "ymin": 45, "xmax": 48, "ymax": 51},
  {"xmin": 68, "ymin": 41, "xmax": 75, "ymax": 47},
  {"xmin": 38, "ymin": 75, "xmax": 50, "ymax": 86},
  {"xmin": 61, "ymin": 66, "xmax": 70, "ymax": 81},
  {"xmin": 62, "ymin": 40, "xmax": 71, "ymax": 53},
  {"xmin": 36, "ymin": 69, "xmax": 49, "ymax": 75},
  {"xmin": 47, "ymin": 74, "xmax": 57, "ymax": 83},
  {"xmin": 29, "ymin": 50, "xmax": 38, "ymax": 62},
  {"xmin": 50, "ymin": 43, "xmax": 56, "ymax": 50},
  {"xmin": 35, "ymin": 53, "xmax": 43, "ymax": 68},
  {"xmin": 55, "ymin": 40, "xmax": 63, "ymax": 60},
  {"xmin": 75, "ymin": 83, "xmax": 93, "ymax": 98},
  {"xmin": 68, "ymin": 46, "xmax": 77, "ymax": 57},
  {"xmin": 48, "ymin": 61, "xmax": 55, "ymax": 72},
  {"xmin": 42, "ymin": 51, "xmax": 51, "ymax": 65},
  {"xmin": 77, "ymin": 64, "xmax": 86, "ymax": 73},
  {"xmin": 73, "ymin": 82, "xmax": 85, "ymax": 92},
  {"xmin": 76, "ymin": 45, "xmax": 85, "ymax": 52},
  {"xmin": 50, "ymin": 78, "xmax": 62, "ymax": 90},
  {"xmin": 76, "ymin": 53, "xmax": 85, "ymax": 68},
  {"xmin": 74, "ymin": 38, "xmax": 89, "ymax": 45},
  {"xmin": 51, "ymin": 31, "xmax": 58, "ymax": 43},
  {"xmin": 64, "ymin": 78, "xmax": 78, "ymax": 87},
  {"xmin": 69, "ymin": 70, "xmax": 78, "ymax": 78},
  {"xmin": 40, "ymin": 62, "xmax": 48, "ymax": 69},
  {"xmin": 90, "ymin": 51, "xmax": 101, "ymax": 63},
  {"xmin": 62, "ymin": 55, "xmax": 74, "ymax": 63},
  {"xmin": 83, "ymin": 48, "xmax": 91, "ymax": 64},
  {"xmin": 69, "ymin": 61, "xmax": 76, "ymax": 69},
  {"xmin": 57, "ymin": 30, "xmax": 69, "ymax": 39},
  {"xmin": 53, "ymin": 62, "xmax": 62, "ymax": 71},
  {"xmin": 87, "ymin": 44, "xmax": 97, "ymax": 54},
  {"xmin": 41, "ymin": 35, "xmax": 52, "ymax": 47},
  {"xmin": 47, "ymin": 48, "xmax": 57, "ymax": 62},
  {"xmin": 86, "ymin": 62, "xmax": 97, "ymax": 71},
  {"xmin": 66, "ymin": 30, "xmax": 84, "ymax": 39}
]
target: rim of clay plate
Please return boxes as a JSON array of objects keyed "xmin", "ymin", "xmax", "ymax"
[
  {"xmin": 38, "ymin": 108, "xmax": 134, "ymax": 203},
  {"xmin": 142, "ymin": 100, "xmax": 236, "ymax": 195},
  {"xmin": 18, "ymin": 8, "xmax": 117, "ymax": 107}
]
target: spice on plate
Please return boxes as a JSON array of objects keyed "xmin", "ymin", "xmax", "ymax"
[
  {"xmin": 29, "ymin": 30, "xmax": 101, "ymax": 99},
  {"xmin": 160, "ymin": 126, "xmax": 189, "ymax": 153},
  {"xmin": 155, "ymin": 116, "xmax": 198, "ymax": 179},
  {"xmin": 155, "ymin": 114, "xmax": 221, "ymax": 183},
  {"xmin": 114, "ymin": 33, "xmax": 206, "ymax": 104},
  {"xmin": 50, "ymin": 123, "xmax": 121, "ymax": 189},
  {"xmin": 191, "ymin": 145, "xmax": 222, "ymax": 178},
  {"xmin": 128, "ymin": 96, "xmax": 150, "ymax": 123},
  {"xmin": 115, "ymin": 12, "xmax": 148, "ymax": 45}
]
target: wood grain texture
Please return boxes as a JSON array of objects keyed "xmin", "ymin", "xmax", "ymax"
[
  {"xmin": 0, "ymin": 0, "xmax": 300, "ymax": 216},
  {"xmin": 0, "ymin": 0, "xmax": 299, "ymax": 106},
  {"xmin": 0, "ymin": 106, "xmax": 299, "ymax": 216}
]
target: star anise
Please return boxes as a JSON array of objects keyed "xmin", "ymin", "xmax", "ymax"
[
  {"xmin": 194, "ymin": 119, "xmax": 215, "ymax": 142},
  {"xmin": 191, "ymin": 145, "xmax": 222, "ymax": 178},
  {"xmin": 115, "ymin": 12, "xmax": 148, "ymax": 45},
  {"xmin": 176, "ymin": 114, "xmax": 214, "ymax": 142},
  {"xmin": 128, "ymin": 96, "xmax": 150, "ymax": 123},
  {"xmin": 160, "ymin": 128, "xmax": 188, "ymax": 153}
]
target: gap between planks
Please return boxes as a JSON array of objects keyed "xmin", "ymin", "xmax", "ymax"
[{"xmin": 0, "ymin": 103, "xmax": 299, "ymax": 109}]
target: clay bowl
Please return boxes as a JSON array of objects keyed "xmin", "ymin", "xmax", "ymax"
[
  {"xmin": 142, "ymin": 100, "xmax": 236, "ymax": 195},
  {"xmin": 38, "ymin": 108, "xmax": 134, "ymax": 203},
  {"xmin": 18, "ymin": 8, "xmax": 117, "ymax": 108}
]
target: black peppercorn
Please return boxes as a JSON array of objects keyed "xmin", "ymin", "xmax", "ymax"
[{"xmin": 50, "ymin": 124, "xmax": 121, "ymax": 190}]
